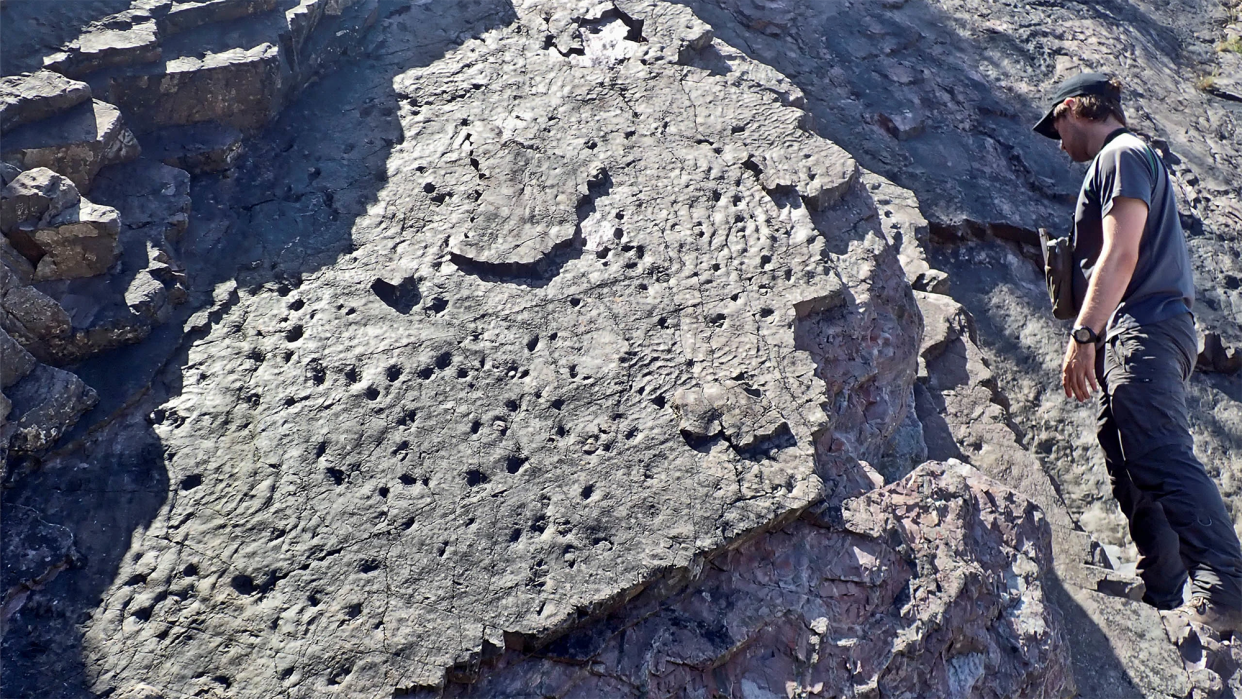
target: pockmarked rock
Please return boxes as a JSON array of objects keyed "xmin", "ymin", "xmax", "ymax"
[{"xmin": 73, "ymin": 2, "xmax": 927, "ymax": 694}]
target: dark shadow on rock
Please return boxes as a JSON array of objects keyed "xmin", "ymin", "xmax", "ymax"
[
  {"xmin": 0, "ymin": 1, "xmax": 518, "ymax": 696},
  {"xmin": 1046, "ymin": 572, "xmax": 1151, "ymax": 699},
  {"xmin": 668, "ymin": 0, "xmax": 1077, "ymax": 233}
]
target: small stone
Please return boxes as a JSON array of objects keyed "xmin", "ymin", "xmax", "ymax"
[
  {"xmin": 30, "ymin": 200, "xmax": 122, "ymax": 281},
  {"xmin": 877, "ymin": 109, "xmax": 925, "ymax": 140}
]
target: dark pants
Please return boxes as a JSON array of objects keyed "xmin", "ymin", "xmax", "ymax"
[{"xmin": 1096, "ymin": 313, "xmax": 1242, "ymax": 610}]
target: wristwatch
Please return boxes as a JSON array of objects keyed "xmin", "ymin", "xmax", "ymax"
[{"xmin": 1072, "ymin": 325, "xmax": 1100, "ymax": 345}]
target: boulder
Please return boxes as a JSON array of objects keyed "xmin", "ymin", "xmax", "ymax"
[
  {"xmin": 28, "ymin": 200, "xmax": 122, "ymax": 282},
  {"xmin": 3, "ymin": 363, "xmax": 98, "ymax": 454},
  {"xmin": 98, "ymin": 44, "xmax": 285, "ymax": 134},
  {"xmin": 0, "ymin": 167, "xmax": 81, "ymax": 234},
  {"xmin": 0, "ymin": 70, "xmax": 93, "ymax": 134},
  {"xmin": 0, "ymin": 99, "xmax": 140, "ymax": 193}
]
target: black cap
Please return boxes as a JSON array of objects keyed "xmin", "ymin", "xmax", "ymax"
[{"xmin": 1032, "ymin": 72, "xmax": 1120, "ymax": 140}]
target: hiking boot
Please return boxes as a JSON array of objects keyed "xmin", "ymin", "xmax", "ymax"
[{"xmin": 1181, "ymin": 596, "xmax": 1242, "ymax": 636}]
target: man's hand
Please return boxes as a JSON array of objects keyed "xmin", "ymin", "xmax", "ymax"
[{"xmin": 1062, "ymin": 337, "xmax": 1098, "ymax": 402}]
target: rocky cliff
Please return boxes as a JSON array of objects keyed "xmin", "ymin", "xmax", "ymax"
[{"xmin": 1, "ymin": 0, "xmax": 1239, "ymax": 697}]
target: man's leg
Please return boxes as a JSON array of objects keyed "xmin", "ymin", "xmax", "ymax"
[
  {"xmin": 1098, "ymin": 345, "xmax": 1186, "ymax": 608},
  {"xmin": 1107, "ymin": 315, "xmax": 1242, "ymax": 609}
]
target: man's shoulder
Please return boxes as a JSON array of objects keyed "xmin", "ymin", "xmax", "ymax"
[
  {"xmin": 1106, "ymin": 131, "xmax": 1148, "ymax": 152},
  {"xmin": 1094, "ymin": 132, "xmax": 1160, "ymax": 181}
]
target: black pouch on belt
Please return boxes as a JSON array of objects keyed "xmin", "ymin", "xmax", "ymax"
[{"xmin": 1039, "ymin": 227, "xmax": 1076, "ymax": 320}]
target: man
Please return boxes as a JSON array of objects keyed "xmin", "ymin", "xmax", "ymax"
[{"xmin": 1033, "ymin": 72, "xmax": 1242, "ymax": 633}]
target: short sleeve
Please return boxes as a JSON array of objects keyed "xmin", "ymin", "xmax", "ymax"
[{"xmin": 1095, "ymin": 143, "xmax": 1155, "ymax": 217}]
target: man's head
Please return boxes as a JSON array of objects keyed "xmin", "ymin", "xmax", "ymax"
[{"xmin": 1033, "ymin": 73, "xmax": 1127, "ymax": 162}]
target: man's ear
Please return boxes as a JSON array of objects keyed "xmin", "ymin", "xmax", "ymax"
[{"xmin": 1062, "ymin": 97, "xmax": 1077, "ymax": 111}]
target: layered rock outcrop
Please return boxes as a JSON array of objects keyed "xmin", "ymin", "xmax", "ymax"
[{"xmin": 0, "ymin": 0, "xmax": 379, "ymax": 463}]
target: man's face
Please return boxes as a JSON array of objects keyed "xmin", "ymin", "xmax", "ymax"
[{"xmin": 1054, "ymin": 101, "xmax": 1092, "ymax": 162}]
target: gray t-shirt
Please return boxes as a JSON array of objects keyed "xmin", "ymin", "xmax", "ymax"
[{"xmin": 1071, "ymin": 128, "xmax": 1195, "ymax": 339}]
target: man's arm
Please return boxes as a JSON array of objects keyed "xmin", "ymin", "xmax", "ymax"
[{"xmin": 1061, "ymin": 196, "xmax": 1147, "ymax": 401}]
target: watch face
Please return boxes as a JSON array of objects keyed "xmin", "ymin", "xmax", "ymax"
[{"xmin": 1074, "ymin": 327, "xmax": 1092, "ymax": 342}]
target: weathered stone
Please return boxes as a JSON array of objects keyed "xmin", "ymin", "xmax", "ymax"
[
  {"xmin": 877, "ymin": 108, "xmax": 925, "ymax": 140},
  {"xmin": 0, "ymin": 167, "xmax": 81, "ymax": 234},
  {"xmin": 159, "ymin": 0, "xmax": 278, "ymax": 36},
  {"xmin": 90, "ymin": 159, "xmax": 191, "ymax": 240},
  {"xmin": 124, "ymin": 269, "xmax": 170, "ymax": 321},
  {"xmin": 4, "ymin": 363, "xmax": 98, "ymax": 454},
  {"xmin": 1198, "ymin": 328, "xmax": 1242, "ymax": 374},
  {"xmin": 29, "ymin": 200, "xmax": 122, "ymax": 281},
  {"xmin": 99, "ymin": 44, "xmax": 285, "ymax": 133},
  {"xmin": 1162, "ymin": 610, "xmax": 1242, "ymax": 698},
  {"xmin": 0, "ymin": 327, "xmax": 36, "ymax": 390},
  {"xmin": 0, "ymin": 262, "xmax": 72, "ymax": 362},
  {"xmin": 0, "ymin": 505, "xmax": 78, "ymax": 636},
  {"xmin": 0, "ymin": 236, "xmax": 34, "ymax": 285},
  {"xmin": 42, "ymin": 21, "xmax": 162, "ymax": 78},
  {"xmin": 0, "ymin": 163, "xmax": 21, "ymax": 187},
  {"xmin": 0, "ymin": 99, "xmax": 140, "ymax": 193},
  {"xmin": 139, "ymin": 122, "xmax": 243, "ymax": 173},
  {"xmin": 0, "ymin": 70, "xmax": 93, "ymax": 134},
  {"xmin": 1203, "ymin": 76, "xmax": 1242, "ymax": 102},
  {"xmin": 862, "ymin": 169, "xmax": 950, "ymax": 294}
]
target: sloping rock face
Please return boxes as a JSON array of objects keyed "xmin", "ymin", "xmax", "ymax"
[
  {"xmin": 671, "ymin": 0, "xmax": 1242, "ymax": 633},
  {"xmin": 59, "ymin": 4, "xmax": 936, "ymax": 693},
  {"xmin": 3, "ymin": 0, "xmax": 1235, "ymax": 698}
]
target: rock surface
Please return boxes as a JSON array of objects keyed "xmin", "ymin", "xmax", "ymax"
[
  {"xmin": 419, "ymin": 460, "xmax": 1072, "ymax": 698},
  {"xmin": 0, "ymin": 0, "xmax": 1238, "ymax": 697},
  {"xmin": 0, "ymin": 98, "xmax": 140, "ymax": 193},
  {"xmin": 0, "ymin": 70, "xmax": 93, "ymax": 134},
  {"xmin": 48, "ymin": 5, "xmax": 928, "ymax": 691}
]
